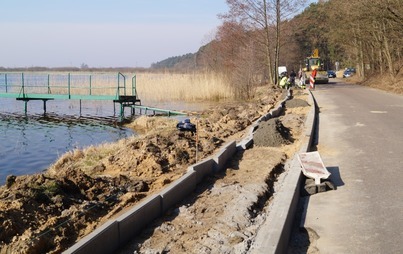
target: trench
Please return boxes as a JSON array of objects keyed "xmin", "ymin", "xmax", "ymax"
[{"xmin": 248, "ymin": 162, "xmax": 286, "ymax": 220}]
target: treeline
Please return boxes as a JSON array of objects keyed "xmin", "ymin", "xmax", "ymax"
[
  {"xmin": 150, "ymin": 53, "xmax": 196, "ymax": 70},
  {"xmin": 292, "ymin": 0, "xmax": 402, "ymax": 79},
  {"xmin": 156, "ymin": 0, "xmax": 402, "ymax": 97}
]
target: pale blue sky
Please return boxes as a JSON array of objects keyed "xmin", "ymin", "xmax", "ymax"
[{"xmin": 0, "ymin": 0, "xmax": 316, "ymax": 68}]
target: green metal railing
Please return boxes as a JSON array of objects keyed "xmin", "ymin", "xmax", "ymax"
[
  {"xmin": 132, "ymin": 75, "xmax": 137, "ymax": 98},
  {"xmin": 117, "ymin": 72, "xmax": 125, "ymax": 98},
  {"xmin": 0, "ymin": 72, "xmax": 137, "ymax": 101}
]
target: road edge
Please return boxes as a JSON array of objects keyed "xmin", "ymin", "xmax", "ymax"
[{"xmin": 249, "ymin": 89, "xmax": 317, "ymax": 254}]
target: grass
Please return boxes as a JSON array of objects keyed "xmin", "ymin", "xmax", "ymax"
[{"xmin": 47, "ymin": 142, "xmax": 121, "ymax": 176}]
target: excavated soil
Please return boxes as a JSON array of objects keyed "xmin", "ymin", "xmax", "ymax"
[
  {"xmin": 119, "ymin": 147, "xmax": 287, "ymax": 254},
  {"xmin": 0, "ymin": 87, "xmax": 311, "ymax": 254},
  {"xmin": 118, "ymin": 92, "xmax": 311, "ymax": 253},
  {"xmin": 286, "ymin": 98, "xmax": 310, "ymax": 108},
  {"xmin": 253, "ymin": 119, "xmax": 292, "ymax": 147}
]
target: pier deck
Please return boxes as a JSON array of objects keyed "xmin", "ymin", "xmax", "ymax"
[{"xmin": 0, "ymin": 72, "xmax": 187, "ymax": 119}]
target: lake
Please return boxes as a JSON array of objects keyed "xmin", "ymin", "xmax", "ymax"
[{"xmin": 0, "ymin": 98, "xmax": 133, "ymax": 185}]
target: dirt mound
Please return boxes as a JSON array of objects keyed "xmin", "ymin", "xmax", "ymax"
[
  {"xmin": 253, "ymin": 118, "xmax": 292, "ymax": 147},
  {"xmin": 286, "ymin": 98, "xmax": 310, "ymax": 108}
]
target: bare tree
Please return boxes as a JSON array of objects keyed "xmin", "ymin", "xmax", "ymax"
[
  {"xmin": 231, "ymin": 40, "xmax": 263, "ymax": 99},
  {"xmin": 220, "ymin": 0, "xmax": 306, "ymax": 85}
]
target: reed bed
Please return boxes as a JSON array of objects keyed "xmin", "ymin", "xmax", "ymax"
[{"xmin": 134, "ymin": 71, "xmax": 233, "ymax": 102}]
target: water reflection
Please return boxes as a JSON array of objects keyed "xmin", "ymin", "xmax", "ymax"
[
  {"xmin": 0, "ymin": 112, "xmax": 133, "ymax": 186},
  {"xmin": 0, "ymin": 96, "xmax": 212, "ymax": 185}
]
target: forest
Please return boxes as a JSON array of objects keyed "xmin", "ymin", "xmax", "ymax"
[{"xmin": 152, "ymin": 0, "xmax": 403, "ymax": 95}]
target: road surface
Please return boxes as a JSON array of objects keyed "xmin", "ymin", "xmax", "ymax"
[{"xmin": 300, "ymin": 81, "xmax": 403, "ymax": 253}]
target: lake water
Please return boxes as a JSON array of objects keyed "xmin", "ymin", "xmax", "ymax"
[{"xmin": 0, "ymin": 98, "xmax": 133, "ymax": 185}]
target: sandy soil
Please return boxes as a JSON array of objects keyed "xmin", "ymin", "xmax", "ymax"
[
  {"xmin": 0, "ymin": 87, "xmax": 290, "ymax": 253},
  {"xmin": 0, "ymin": 87, "xmax": 311, "ymax": 254},
  {"xmin": 118, "ymin": 91, "xmax": 311, "ymax": 254},
  {"xmin": 119, "ymin": 147, "xmax": 286, "ymax": 254}
]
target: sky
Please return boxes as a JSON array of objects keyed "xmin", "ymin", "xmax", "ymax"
[{"xmin": 0, "ymin": 0, "xmax": 316, "ymax": 68}]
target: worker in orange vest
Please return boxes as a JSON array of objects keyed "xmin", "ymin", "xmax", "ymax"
[{"xmin": 311, "ymin": 68, "xmax": 318, "ymax": 79}]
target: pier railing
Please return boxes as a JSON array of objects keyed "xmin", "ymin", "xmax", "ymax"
[
  {"xmin": 0, "ymin": 72, "xmax": 186, "ymax": 119},
  {"xmin": 0, "ymin": 72, "xmax": 136, "ymax": 100}
]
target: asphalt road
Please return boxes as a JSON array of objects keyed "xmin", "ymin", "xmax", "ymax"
[{"xmin": 301, "ymin": 81, "xmax": 403, "ymax": 253}]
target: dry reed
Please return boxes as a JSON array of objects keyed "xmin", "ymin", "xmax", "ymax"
[{"xmin": 133, "ymin": 71, "xmax": 233, "ymax": 102}]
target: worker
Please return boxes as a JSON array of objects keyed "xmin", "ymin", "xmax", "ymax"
[
  {"xmin": 289, "ymin": 70, "xmax": 296, "ymax": 86},
  {"xmin": 298, "ymin": 68, "xmax": 303, "ymax": 80},
  {"xmin": 297, "ymin": 68, "xmax": 305, "ymax": 89},
  {"xmin": 299, "ymin": 73, "xmax": 306, "ymax": 89},
  {"xmin": 279, "ymin": 75, "xmax": 290, "ymax": 89}
]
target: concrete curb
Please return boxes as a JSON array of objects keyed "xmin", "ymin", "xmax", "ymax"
[
  {"xmin": 213, "ymin": 141, "xmax": 237, "ymax": 172},
  {"xmin": 189, "ymin": 157, "xmax": 217, "ymax": 184},
  {"xmin": 116, "ymin": 194, "xmax": 162, "ymax": 246},
  {"xmin": 249, "ymin": 89, "xmax": 317, "ymax": 254},
  {"xmin": 63, "ymin": 220, "xmax": 120, "ymax": 254},
  {"xmin": 64, "ymin": 89, "xmax": 312, "ymax": 254},
  {"xmin": 159, "ymin": 170, "xmax": 198, "ymax": 213}
]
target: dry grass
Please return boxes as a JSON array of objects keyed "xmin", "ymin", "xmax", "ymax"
[
  {"xmin": 125, "ymin": 115, "xmax": 178, "ymax": 134},
  {"xmin": 45, "ymin": 116, "xmax": 182, "ymax": 179},
  {"xmin": 47, "ymin": 142, "xmax": 119, "ymax": 176},
  {"xmin": 366, "ymin": 74, "xmax": 403, "ymax": 94},
  {"xmin": 133, "ymin": 71, "xmax": 233, "ymax": 102}
]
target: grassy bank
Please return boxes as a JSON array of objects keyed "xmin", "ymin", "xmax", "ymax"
[
  {"xmin": 337, "ymin": 71, "xmax": 403, "ymax": 95},
  {"xmin": 362, "ymin": 74, "xmax": 403, "ymax": 94}
]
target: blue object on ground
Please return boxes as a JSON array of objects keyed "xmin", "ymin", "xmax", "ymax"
[{"xmin": 176, "ymin": 119, "xmax": 196, "ymax": 133}]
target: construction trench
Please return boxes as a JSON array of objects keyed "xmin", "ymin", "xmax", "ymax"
[{"xmin": 65, "ymin": 89, "xmax": 317, "ymax": 254}]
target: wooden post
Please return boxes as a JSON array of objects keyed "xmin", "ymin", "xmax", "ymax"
[
  {"xmin": 43, "ymin": 99, "xmax": 47, "ymax": 113},
  {"xmin": 24, "ymin": 100, "xmax": 28, "ymax": 114}
]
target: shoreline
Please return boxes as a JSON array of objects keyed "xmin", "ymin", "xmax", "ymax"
[{"xmin": 0, "ymin": 86, "xmax": 284, "ymax": 253}]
